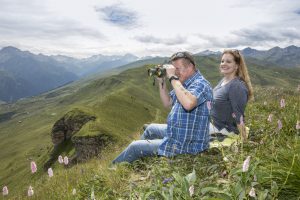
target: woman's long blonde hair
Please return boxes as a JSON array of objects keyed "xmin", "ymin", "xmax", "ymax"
[{"xmin": 222, "ymin": 50, "xmax": 254, "ymax": 100}]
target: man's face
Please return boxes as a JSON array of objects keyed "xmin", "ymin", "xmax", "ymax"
[{"xmin": 172, "ymin": 59, "xmax": 189, "ymax": 82}]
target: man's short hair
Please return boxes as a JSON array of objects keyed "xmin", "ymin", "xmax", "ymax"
[{"xmin": 170, "ymin": 51, "xmax": 196, "ymax": 67}]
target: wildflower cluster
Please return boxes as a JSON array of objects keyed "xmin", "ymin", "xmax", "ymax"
[{"xmin": 2, "ymin": 155, "xmax": 73, "ymax": 198}]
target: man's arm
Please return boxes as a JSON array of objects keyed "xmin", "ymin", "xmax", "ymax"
[{"xmin": 170, "ymin": 80, "xmax": 197, "ymax": 111}]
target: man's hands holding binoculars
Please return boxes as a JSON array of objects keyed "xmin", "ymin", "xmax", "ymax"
[{"xmin": 148, "ymin": 64, "xmax": 176, "ymax": 78}]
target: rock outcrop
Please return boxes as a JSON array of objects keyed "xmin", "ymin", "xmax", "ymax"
[
  {"xmin": 72, "ymin": 134, "xmax": 112, "ymax": 162},
  {"xmin": 45, "ymin": 108, "xmax": 114, "ymax": 168},
  {"xmin": 51, "ymin": 108, "xmax": 96, "ymax": 146}
]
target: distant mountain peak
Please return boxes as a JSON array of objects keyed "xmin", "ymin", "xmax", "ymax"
[
  {"xmin": 269, "ymin": 46, "xmax": 281, "ymax": 51},
  {"xmin": 242, "ymin": 47, "xmax": 260, "ymax": 55},
  {"xmin": 243, "ymin": 47, "xmax": 255, "ymax": 51},
  {"xmin": 123, "ymin": 53, "xmax": 139, "ymax": 60},
  {"xmin": 124, "ymin": 53, "xmax": 137, "ymax": 57},
  {"xmin": 285, "ymin": 45, "xmax": 298, "ymax": 50},
  {"xmin": 196, "ymin": 50, "xmax": 221, "ymax": 56},
  {"xmin": 1, "ymin": 46, "xmax": 21, "ymax": 53}
]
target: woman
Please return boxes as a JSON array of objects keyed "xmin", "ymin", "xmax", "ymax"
[{"xmin": 210, "ymin": 50, "xmax": 253, "ymax": 140}]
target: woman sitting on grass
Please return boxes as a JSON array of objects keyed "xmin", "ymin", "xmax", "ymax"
[{"xmin": 210, "ymin": 49, "xmax": 253, "ymax": 141}]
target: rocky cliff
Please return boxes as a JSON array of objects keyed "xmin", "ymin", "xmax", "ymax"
[
  {"xmin": 72, "ymin": 134, "xmax": 112, "ymax": 162},
  {"xmin": 51, "ymin": 108, "xmax": 96, "ymax": 145},
  {"xmin": 46, "ymin": 108, "xmax": 113, "ymax": 168}
]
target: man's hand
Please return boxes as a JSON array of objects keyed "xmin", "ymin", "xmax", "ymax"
[
  {"xmin": 164, "ymin": 64, "xmax": 176, "ymax": 78},
  {"xmin": 156, "ymin": 77, "xmax": 165, "ymax": 85},
  {"xmin": 157, "ymin": 74, "xmax": 172, "ymax": 108}
]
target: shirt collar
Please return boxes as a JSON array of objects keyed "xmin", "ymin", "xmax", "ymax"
[{"xmin": 183, "ymin": 70, "xmax": 202, "ymax": 87}]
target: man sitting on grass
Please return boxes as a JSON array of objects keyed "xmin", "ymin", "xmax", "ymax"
[{"xmin": 112, "ymin": 52, "xmax": 213, "ymax": 164}]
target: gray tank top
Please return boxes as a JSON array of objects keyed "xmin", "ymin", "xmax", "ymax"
[{"xmin": 210, "ymin": 77, "xmax": 248, "ymax": 133}]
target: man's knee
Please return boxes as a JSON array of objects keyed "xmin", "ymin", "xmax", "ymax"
[
  {"xmin": 142, "ymin": 124, "xmax": 155, "ymax": 138},
  {"xmin": 145, "ymin": 123, "xmax": 154, "ymax": 132},
  {"xmin": 128, "ymin": 140, "xmax": 142, "ymax": 151},
  {"xmin": 143, "ymin": 123, "xmax": 150, "ymax": 131}
]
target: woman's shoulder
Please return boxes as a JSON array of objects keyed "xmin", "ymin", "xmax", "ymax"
[
  {"xmin": 229, "ymin": 78, "xmax": 248, "ymax": 91},
  {"xmin": 231, "ymin": 77, "xmax": 246, "ymax": 86}
]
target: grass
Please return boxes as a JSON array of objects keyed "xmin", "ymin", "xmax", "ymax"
[
  {"xmin": 24, "ymin": 89, "xmax": 298, "ymax": 199},
  {"xmin": 0, "ymin": 56, "xmax": 299, "ymax": 198}
]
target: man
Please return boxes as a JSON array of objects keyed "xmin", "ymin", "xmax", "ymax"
[{"xmin": 112, "ymin": 51, "xmax": 213, "ymax": 163}]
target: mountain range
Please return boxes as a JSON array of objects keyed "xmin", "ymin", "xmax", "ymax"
[
  {"xmin": 0, "ymin": 47, "xmax": 78, "ymax": 102},
  {"xmin": 1, "ymin": 45, "xmax": 300, "ymax": 103},
  {"xmin": 50, "ymin": 53, "xmax": 139, "ymax": 76},
  {"xmin": 0, "ymin": 46, "xmax": 140, "ymax": 102},
  {"xmin": 197, "ymin": 45, "xmax": 300, "ymax": 68},
  {"xmin": 242, "ymin": 45, "xmax": 300, "ymax": 67}
]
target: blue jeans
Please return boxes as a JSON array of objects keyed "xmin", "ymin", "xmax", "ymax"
[{"xmin": 112, "ymin": 124, "xmax": 167, "ymax": 163}]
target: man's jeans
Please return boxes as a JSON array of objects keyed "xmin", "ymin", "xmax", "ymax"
[{"xmin": 112, "ymin": 124, "xmax": 167, "ymax": 163}]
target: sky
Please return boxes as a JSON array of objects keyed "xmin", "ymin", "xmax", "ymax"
[{"xmin": 0, "ymin": 0, "xmax": 300, "ymax": 58}]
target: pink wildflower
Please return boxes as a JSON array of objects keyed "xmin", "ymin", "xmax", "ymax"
[
  {"xmin": 242, "ymin": 156, "xmax": 251, "ymax": 172},
  {"xmin": 206, "ymin": 101, "xmax": 211, "ymax": 111},
  {"xmin": 63, "ymin": 156, "xmax": 69, "ymax": 165},
  {"xmin": 278, "ymin": 120, "xmax": 282, "ymax": 130},
  {"xmin": 260, "ymin": 140, "xmax": 264, "ymax": 145},
  {"xmin": 254, "ymin": 174, "xmax": 257, "ymax": 182},
  {"xmin": 221, "ymin": 170, "xmax": 227, "ymax": 177},
  {"xmin": 48, "ymin": 168, "xmax": 53, "ymax": 177},
  {"xmin": 27, "ymin": 186, "xmax": 34, "ymax": 197},
  {"xmin": 249, "ymin": 187, "xmax": 256, "ymax": 197},
  {"xmin": 240, "ymin": 115, "xmax": 245, "ymax": 126},
  {"xmin": 31, "ymin": 161, "xmax": 37, "ymax": 173},
  {"xmin": 189, "ymin": 185, "xmax": 194, "ymax": 197},
  {"xmin": 72, "ymin": 188, "xmax": 77, "ymax": 195},
  {"xmin": 232, "ymin": 113, "xmax": 236, "ymax": 118},
  {"xmin": 2, "ymin": 186, "xmax": 8, "ymax": 196},
  {"xmin": 280, "ymin": 99, "xmax": 285, "ymax": 108},
  {"xmin": 296, "ymin": 121, "xmax": 300, "ymax": 130},
  {"xmin": 58, "ymin": 155, "xmax": 63, "ymax": 164},
  {"xmin": 267, "ymin": 114, "xmax": 273, "ymax": 122},
  {"xmin": 234, "ymin": 145, "xmax": 239, "ymax": 153}
]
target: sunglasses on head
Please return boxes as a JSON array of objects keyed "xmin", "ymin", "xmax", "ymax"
[
  {"xmin": 228, "ymin": 49, "xmax": 241, "ymax": 55},
  {"xmin": 170, "ymin": 52, "xmax": 195, "ymax": 66}
]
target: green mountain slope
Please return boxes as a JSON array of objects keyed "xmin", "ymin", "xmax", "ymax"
[
  {"xmin": 0, "ymin": 56, "xmax": 299, "ymax": 197},
  {"xmin": 0, "ymin": 64, "xmax": 169, "ymax": 195}
]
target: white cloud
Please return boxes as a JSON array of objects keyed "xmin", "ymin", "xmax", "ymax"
[
  {"xmin": 0, "ymin": 0, "xmax": 299, "ymax": 57},
  {"xmin": 134, "ymin": 35, "xmax": 186, "ymax": 45}
]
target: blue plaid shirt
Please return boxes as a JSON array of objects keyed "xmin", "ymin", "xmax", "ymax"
[{"xmin": 158, "ymin": 70, "xmax": 213, "ymax": 157}]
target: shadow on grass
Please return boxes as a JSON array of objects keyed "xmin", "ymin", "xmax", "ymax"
[{"xmin": 43, "ymin": 139, "xmax": 74, "ymax": 170}]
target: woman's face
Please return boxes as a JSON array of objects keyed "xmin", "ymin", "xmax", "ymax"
[{"xmin": 220, "ymin": 53, "xmax": 238, "ymax": 77}]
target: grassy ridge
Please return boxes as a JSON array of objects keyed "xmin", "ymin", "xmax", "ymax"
[{"xmin": 0, "ymin": 64, "xmax": 169, "ymax": 196}]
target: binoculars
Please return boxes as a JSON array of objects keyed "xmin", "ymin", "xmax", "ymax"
[{"xmin": 147, "ymin": 64, "xmax": 172, "ymax": 78}]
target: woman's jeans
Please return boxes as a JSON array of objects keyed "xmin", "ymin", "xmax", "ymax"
[{"xmin": 112, "ymin": 124, "xmax": 167, "ymax": 163}]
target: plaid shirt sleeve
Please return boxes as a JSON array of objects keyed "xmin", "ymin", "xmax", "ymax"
[{"xmin": 188, "ymin": 80, "xmax": 211, "ymax": 106}]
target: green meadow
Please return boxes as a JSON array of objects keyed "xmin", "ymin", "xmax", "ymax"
[{"xmin": 0, "ymin": 56, "xmax": 299, "ymax": 199}]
